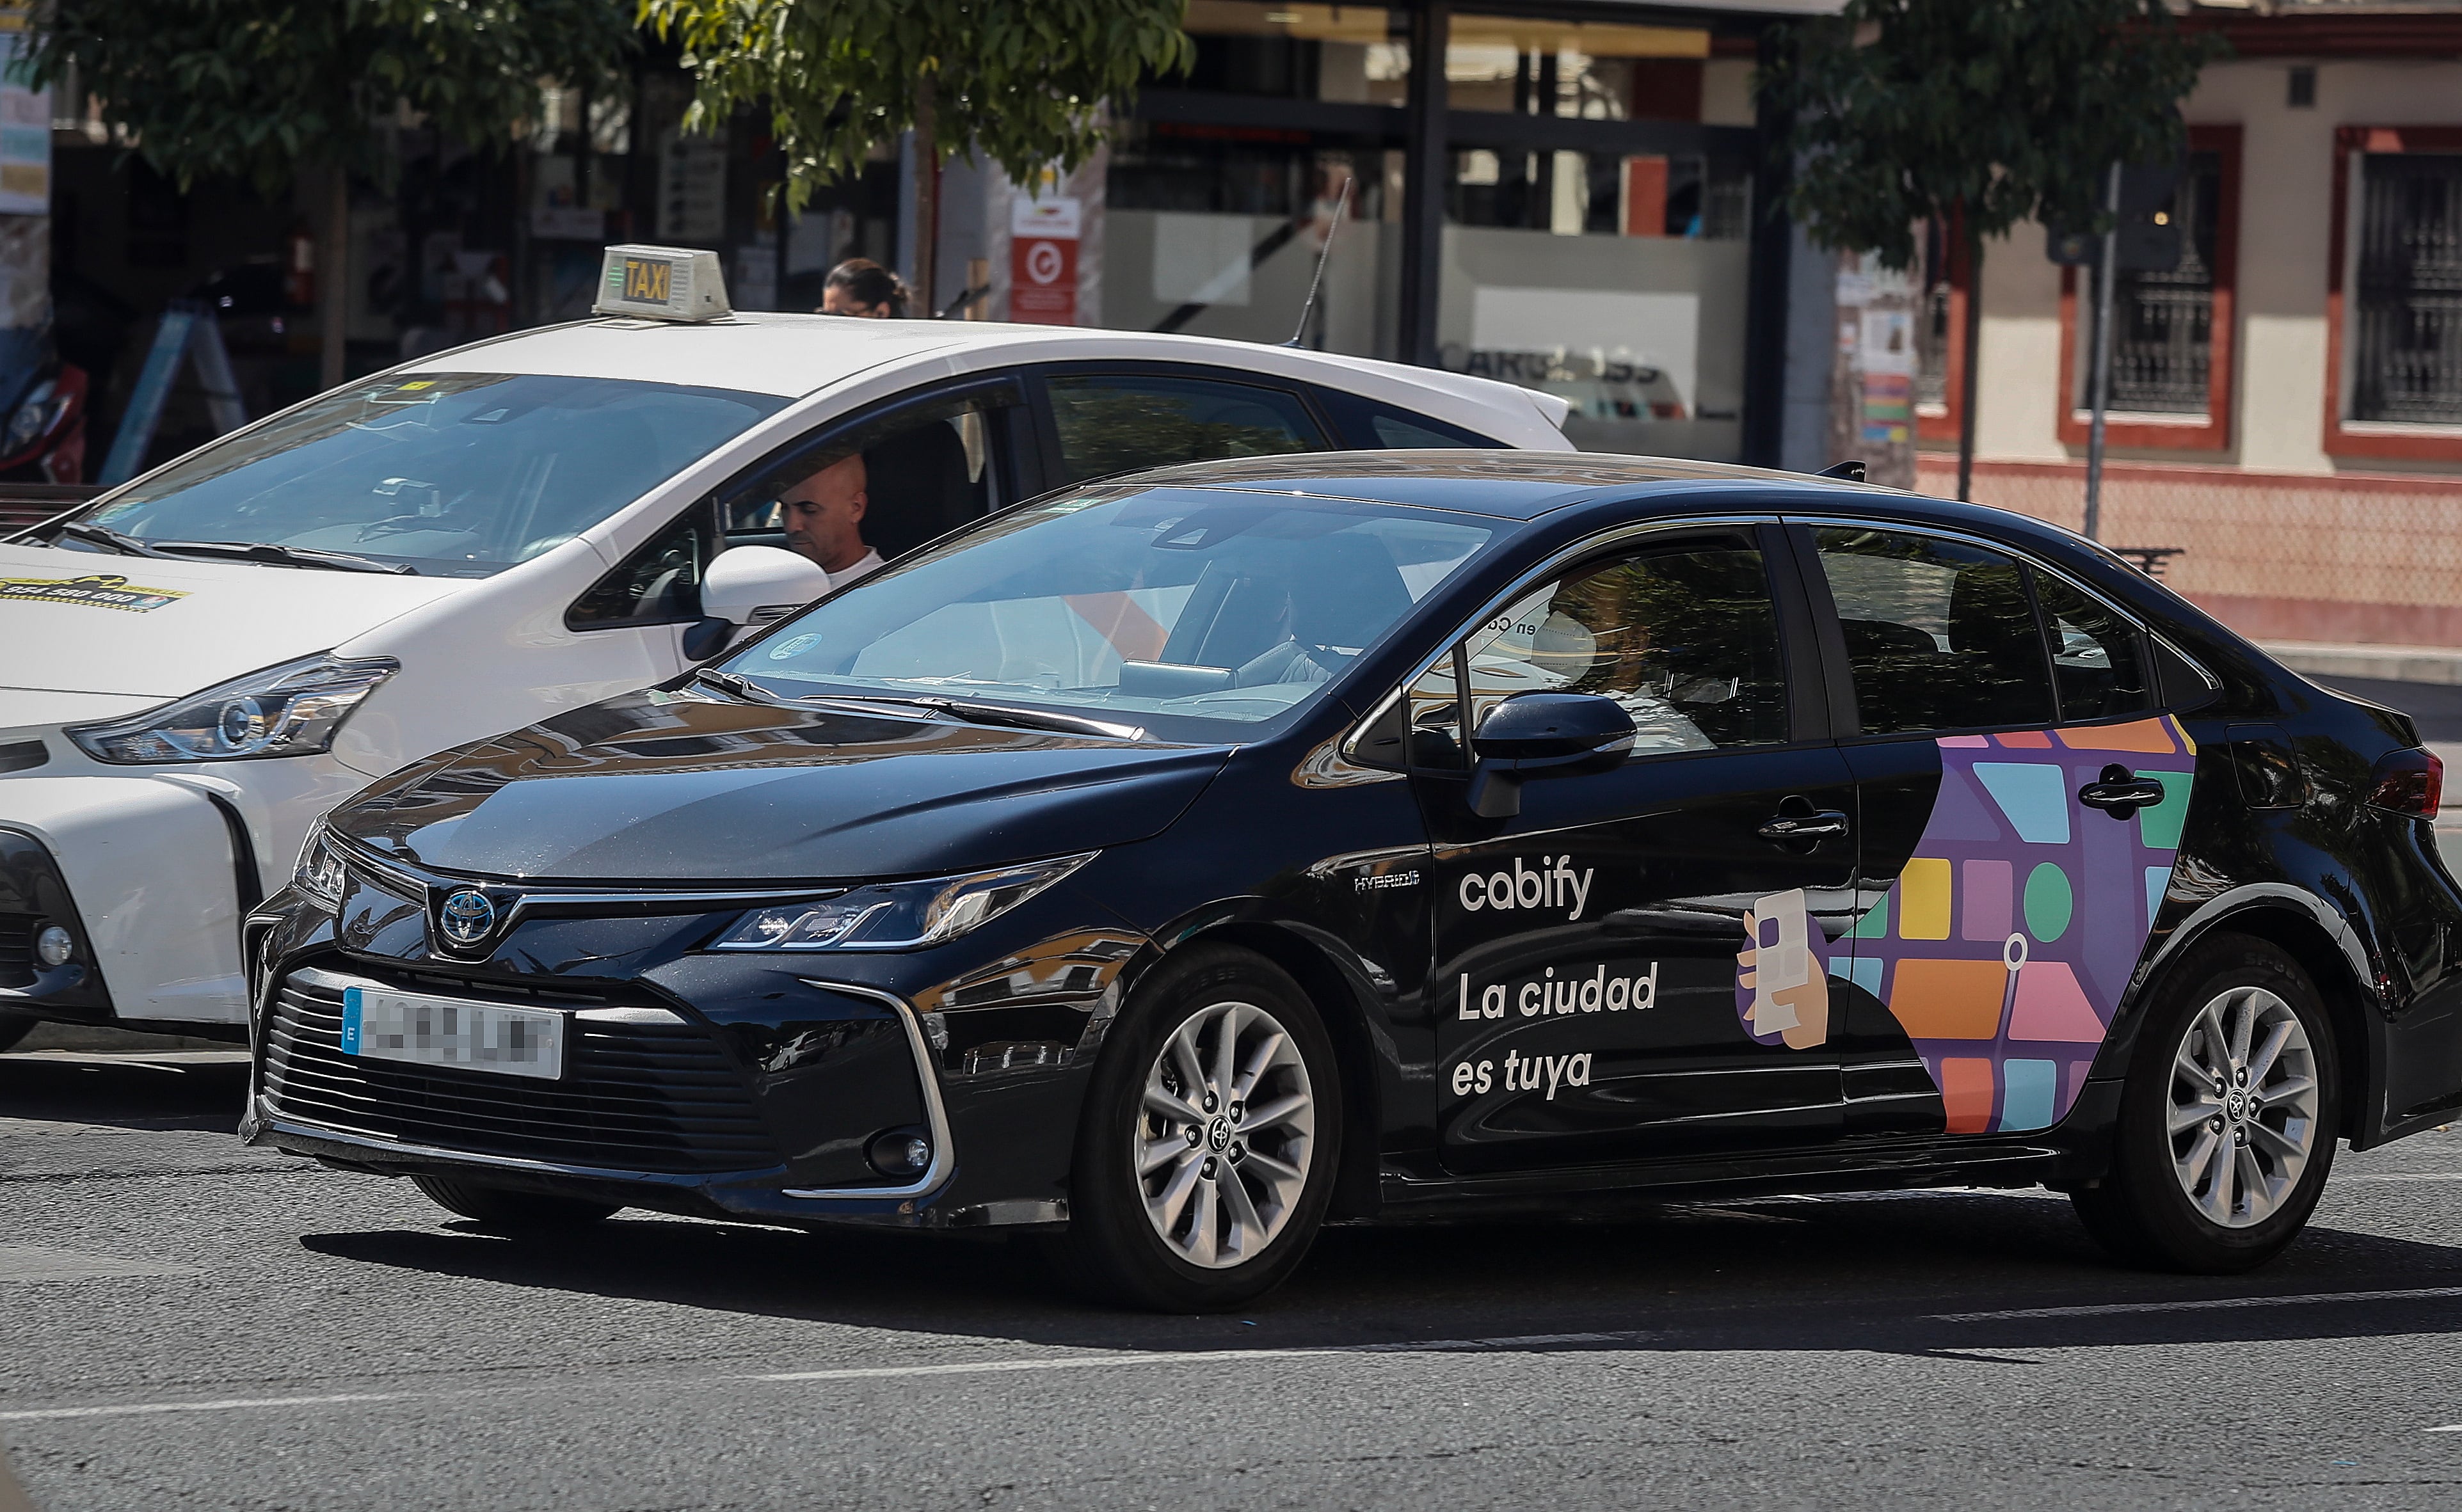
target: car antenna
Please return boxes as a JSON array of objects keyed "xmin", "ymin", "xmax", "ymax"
[
  {"xmin": 1283, "ymin": 177, "xmax": 1354, "ymax": 348},
  {"xmin": 1815, "ymin": 460, "xmax": 1868, "ymax": 481}
]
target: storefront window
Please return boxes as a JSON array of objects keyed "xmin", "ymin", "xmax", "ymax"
[
  {"xmin": 1435, "ymin": 19, "xmax": 1748, "ymax": 460},
  {"xmin": 1174, "ymin": 2, "xmax": 1407, "ymax": 103}
]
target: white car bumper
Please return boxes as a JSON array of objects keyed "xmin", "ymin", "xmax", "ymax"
[{"xmin": 1, "ymin": 776, "xmax": 259, "ymax": 1025}]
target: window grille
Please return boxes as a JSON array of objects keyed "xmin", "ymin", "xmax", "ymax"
[
  {"xmin": 2083, "ymin": 151, "xmax": 2221, "ymax": 415},
  {"xmin": 2352, "ymin": 152, "xmax": 2462, "ymax": 426}
]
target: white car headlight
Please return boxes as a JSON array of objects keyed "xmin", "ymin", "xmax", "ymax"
[
  {"xmin": 714, "ymin": 853, "xmax": 1096, "ymax": 951},
  {"xmin": 294, "ymin": 823, "xmax": 349, "ymax": 906},
  {"xmin": 67, "ymin": 653, "xmax": 398, "ymax": 764}
]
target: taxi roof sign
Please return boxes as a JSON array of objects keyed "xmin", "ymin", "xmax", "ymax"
[{"xmin": 594, "ymin": 244, "xmax": 730, "ymax": 322}]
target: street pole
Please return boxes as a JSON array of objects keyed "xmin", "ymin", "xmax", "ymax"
[{"xmin": 2082, "ymin": 161, "xmax": 2122, "ymax": 541}]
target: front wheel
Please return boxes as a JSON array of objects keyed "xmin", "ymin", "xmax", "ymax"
[
  {"xmin": 2071, "ymin": 934, "xmax": 2338, "ymax": 1273},
  {"xmin": 1062, "ymin": 947, "xmax": 1341, "ymax": 1311},
  {"xmin": 412, "ymin": 1174, "xmax": 621, "ymax": 1234}
]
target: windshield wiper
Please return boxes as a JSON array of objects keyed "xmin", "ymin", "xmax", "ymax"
[
  {"xmin": 144, "ymin": 540, "xmax": 417, "ymax": 575},
  {"xmin": 52, "ymin": 521, "xmax": 179, "ymax": 558},
  {"xmin": 904, "ymin": 696, "xmax": 1147, "ymax": 742},
  {"xmin": 690, "ymin": 669, "xmax": 790, "ymax": 705}
]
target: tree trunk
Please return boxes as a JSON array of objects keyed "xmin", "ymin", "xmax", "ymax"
[
  {"xmin": 319, "ymin": 164, "xmax": 348, "ymax": 390},
  {"xmin": 1955, "ymin": 214, "xmax": 1983, "ymax": 504},
  {"xmin": 910, "ymin": 74, "xmax": 936, "ymax": 317}
]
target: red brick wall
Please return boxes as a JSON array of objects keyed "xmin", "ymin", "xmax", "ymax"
[{"xmin": 1915, "ymin": 456, "xmax": 2462, "ymax": 648}]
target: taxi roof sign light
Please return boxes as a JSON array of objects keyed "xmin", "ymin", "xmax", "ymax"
[{"xmin": 594, "ymin": 244, "xmax": 731, "ymax": 322}]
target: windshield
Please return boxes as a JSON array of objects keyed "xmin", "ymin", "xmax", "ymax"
[
  {"xmin": 728, "ymin": 486, "xmax": 1494, "ymax": 735},
  {"xmin": 72, "ymin": 374, "xmax": 788, "ymax": 577}
]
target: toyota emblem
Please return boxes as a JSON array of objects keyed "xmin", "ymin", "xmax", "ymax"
[{"xmin": 438, "ymin": 889, "xmax": 498, "ymax": 948}]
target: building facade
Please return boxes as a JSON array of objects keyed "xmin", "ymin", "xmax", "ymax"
[{"xmin": 1919, "ymin": 1, "xmax": 2462, "ymax": 653}]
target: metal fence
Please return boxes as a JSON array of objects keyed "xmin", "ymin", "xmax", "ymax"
[{"xmin": 2353, "ymin": 151, "xmax": 2462, "ymax": 426}]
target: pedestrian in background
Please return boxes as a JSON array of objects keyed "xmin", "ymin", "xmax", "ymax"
[{"xmin": 820, "ymin": 259, "xmax": 908, "ymax": 318}]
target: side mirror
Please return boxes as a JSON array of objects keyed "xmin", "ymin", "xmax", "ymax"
[
  {"xmin": 685, "ymin": 545, "xmax": 831, "ymax": 660},
  {"xmin": 1465, "ymin": 691, "xmax": 1635, "ymax": 819}
]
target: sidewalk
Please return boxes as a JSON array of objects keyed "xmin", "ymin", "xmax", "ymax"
[{"xmin": 2261, "ymin": 641, "xmax": 2462, "ymax": 686}]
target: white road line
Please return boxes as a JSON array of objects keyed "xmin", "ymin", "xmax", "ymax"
[
  {"xmin": 2339, "ymin": 1172, "xmax": 2462, "ymax": 1182},
  {"xmin": 1933, "ymin": 1285, "xmax": 2462, "ymax": 1323},
  {"xmin": 0, "ymin": 1330, "xmax": 1664, "ymax": 1425},
  {"xmin": 0, "ymin": 1393, "xmax": 410, "ymax": 1423},
  {"xmin": 2427, "ymin": 1425, "xmax": 2462, "ymax": 1433}
]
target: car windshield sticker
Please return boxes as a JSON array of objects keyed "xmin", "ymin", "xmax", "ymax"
[
  {"xmin": 1736, "ymin": 715, "xmax": 2197, "ymax": 1135},
  {"xmin": 0, "ymin": 572, "xmax": 190, "ymax": 613}
]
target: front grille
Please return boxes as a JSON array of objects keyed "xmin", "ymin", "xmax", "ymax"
[
  {"xmin": 261, "ymin": 964, "xmax": 779, "ymax": 1175},
  {"xmin": 0, "ymin": 914, "xmax": 33, "ymax": 989}
]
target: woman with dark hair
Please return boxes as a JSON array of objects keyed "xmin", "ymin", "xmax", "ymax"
[{"xmin": 820, "ymin": 259, "xmax": 909, "ymax": 318}]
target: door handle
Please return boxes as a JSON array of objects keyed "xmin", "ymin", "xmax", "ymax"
[
  {"xmin": 2078, "ymin": 763, "xmax": 2167, "ymax": 817},
  {"xmin": 1757, "ymin": 808, "xmax": 1851, "ymax": 843}
]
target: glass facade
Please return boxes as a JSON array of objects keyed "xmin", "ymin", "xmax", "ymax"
[{"xmin": 1435, "ymin": 17, "xmax": 1755, "ymax": 460}]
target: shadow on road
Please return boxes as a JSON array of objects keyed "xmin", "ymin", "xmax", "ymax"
[
  {"xmin": 296, "ymin": 1186, "xmax": 2462, "ymax": 1361},
  {"xmin": 0, "ymin": 1052, "xmax": 248, "ymax": 1132}
]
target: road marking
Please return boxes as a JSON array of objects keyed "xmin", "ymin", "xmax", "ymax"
[
  {"xmin": 0, "ymin": 1330, "xmax": 1664, "ymax": 1425},
  {"xmin": 2339, "ymin": 1172, "xmax": 2462, "ymax": 1182},
  {"xmin": 1932, "ymin": 1285, "xmax": 2462, "ymax": 1323},
  {"xmin": 0, "ymin": 1245, "xmax": 199, "ymax": 1282},
  {"xmin": 2427, "ymin": 1424, "xmax": 2462, "ymax": 1433}
]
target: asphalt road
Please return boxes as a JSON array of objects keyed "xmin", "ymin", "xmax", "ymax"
[{"xmin": 5, "ymin": 1046, "xmax": 2462, "ymax": 1510}]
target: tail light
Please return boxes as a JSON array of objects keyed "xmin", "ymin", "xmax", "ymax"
[{"xmin": 2368, "ymin": 747, "xmax": 2443, "ymax": 816}]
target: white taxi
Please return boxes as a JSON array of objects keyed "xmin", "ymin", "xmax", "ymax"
[{"xmin": 0, "ymin": 246, "xmax": 1570, "ymax": 1044}]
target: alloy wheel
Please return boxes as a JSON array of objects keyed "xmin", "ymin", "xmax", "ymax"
[
  {"xmin": 2166, "ymin": 983, "xmax": 2321, "ymax": 1228},
  {"xmin": 1135, "ymin": 999, "xmax": 1316, "ymax": 1269}
]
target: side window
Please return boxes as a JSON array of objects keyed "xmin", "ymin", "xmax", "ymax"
[
  {"xmin": 1310, "ymin": 385, "xmax": 1501, "ymax": 449},
  {"xmin": 566, "ymin": 503, "xmax": 708, "ymax": 629},
  {"xmin": 723, "ymin": 389, "xmax": 1019, "ymax": 562},
  {"xmin": 1812, "ymin": 527, "xmax": 2055, "ymax": 735},
  {"xmin": 1465, "ymin": 539, "xmax": 1789, "ymax": 755},
  {"xmin": 1045, "ymin": 374, "xmax": 1326, "ymax": 487},
  {"xmin": 2033, "ymin": 569, "xmax": 2152, "ymax": 722}
]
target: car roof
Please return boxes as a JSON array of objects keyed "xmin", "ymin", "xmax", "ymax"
[
  {"xmin": 397, "ymin": 314, "xmax": 1570, "ymax": 431},
  {"xmin": 1119, "ymin": 452, "xmax": 2141, "ymax": 572},
  {"xmin": 1123, "ymin": 450, "xmax": 1843, "ymax": 520}
]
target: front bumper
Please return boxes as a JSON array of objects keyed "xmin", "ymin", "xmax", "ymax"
[
  {"xmin": 0, "ymin": 776, "xmax": 252, "ymax": 1025},
  {"xmin": 242, "ymin": 957, "xmax": 995, "ymax": 1230}
]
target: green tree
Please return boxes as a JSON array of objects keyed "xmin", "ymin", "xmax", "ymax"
[
  {"xmin": 1759, "ymin": 0, "xmax": 2219, "ymax": 499},
  {"xmin": 28, "ymin": 1, "xmax": 635, "ymax": 387},
  {"xmin": 643, "ymin": 0, "xmax": 1194, "ymax": 314}
]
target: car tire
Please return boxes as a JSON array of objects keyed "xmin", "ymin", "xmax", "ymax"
[
  {"xmin": 1062, "ymin": 946, "xmax": 1342, "ymax": 1312},
  {"xmin": 411, "ymin": 1174, "xmax": 622, "ymax": 1233},
  {"xmin": 2071, "ymin": 933, "xmax": 2340, "ymax": 1273},
  {"xmin": 0, "ymin": 1011, "xmax": 38, "ymax": 1054}
]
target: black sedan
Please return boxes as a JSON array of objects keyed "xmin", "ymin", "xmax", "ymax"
[{"xmin": 243, "ymin": 453, "xmax": 2462, "ymax": 1310}]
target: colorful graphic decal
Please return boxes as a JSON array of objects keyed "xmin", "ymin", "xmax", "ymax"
[
  {"xmin": 1737, "ymin": 888, "xmax": 1832, "ymax": 1049},
  {"xmin": 1842, "ymin": 716, "xmax": 2196, "ymax": 1134},
  {"xmin": 0, "ymin": 572, "xmax": 190, "ymax": 613}
]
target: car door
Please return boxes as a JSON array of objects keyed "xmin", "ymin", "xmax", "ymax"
[
  {"xmin": 1031, "ymin": 368, "xmax": 1334, "ymax": 489},
  {"xmin": 1412, "ymin": 521, "xmax": 1858, "ymax": 1174},
  {"xmin": 564, "ymin": 378, "xmax": 1032, "ymax": 669},
  {"xmin": 1795, "ymin": 522, "xmax": 2196, "ymax": 1142}
]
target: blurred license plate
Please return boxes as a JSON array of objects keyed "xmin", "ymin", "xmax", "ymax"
[{"xmin": 339, "ymin": 985, "xmax": 564, "ymax": 1081}]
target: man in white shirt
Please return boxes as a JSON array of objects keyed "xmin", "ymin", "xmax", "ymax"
[{"xmin": 780, "ymin": 452, "xmax": 885, "ymax": 588}]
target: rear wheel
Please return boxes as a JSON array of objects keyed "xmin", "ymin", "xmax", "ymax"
[
  {"xmin": 412, "ymin": 1174, "xmax": 621, "ymax": 1234},
  {"xmin": 2072, "ymin": 934, "xmax": 2338, "ymax": 1272},
  {"xmin": 1062, "ymin": 947, "xmax": 1341, "ymax": 1311}
]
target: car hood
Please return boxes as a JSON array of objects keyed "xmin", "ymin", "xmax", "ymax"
[
  {"xmin": 331, "ymin": 690, "xmax": 1236, "ymax": 884},
  {"xmin": 0, "ymin": 543, "xmax": 467, "ymax": 699}
]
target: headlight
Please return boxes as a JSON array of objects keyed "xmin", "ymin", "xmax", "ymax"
[
  {"xmin": 294, "ymin": 824, "xmax": 349, "ymax": 906},
  {"xmin": 67, "ymin": 654, "xmax": 397, "ymax": 764},
  {"xmin": 5, "ymin": 380, "xmax": 54, "ymax": 452},
  {"xmin": 714, "ymin": 853, "xmax": 1096, "ymax": 951}
]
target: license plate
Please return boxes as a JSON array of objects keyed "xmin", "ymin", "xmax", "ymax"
[{"xmin": 339, "ymin": 985, "xmax": 565, "ymax": 1081}]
